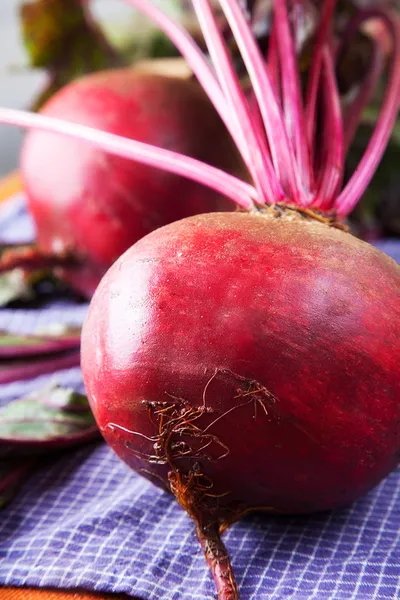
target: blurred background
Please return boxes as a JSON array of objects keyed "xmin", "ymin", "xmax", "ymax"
[{"xmin": 0, "ymin": 0, "xmax": 178, "ymax": 176}]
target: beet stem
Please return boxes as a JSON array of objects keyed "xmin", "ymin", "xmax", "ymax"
[
  {"xmin": 336, "ymin": 8, "xmax": 400, "ymax": 216},
  {"xmin": 0, "ymin": 108, "xmax": 257, "ymax": 210},
  {"xmin": 315, "ymin": 45, "xmax": 344, "ymax": 210},
  {"xmin": 305, "ymin": 0, "xmax": 338, "ymax": 153},
  {"xmin": 218, "ymin": 0, "xmax": 303, "ymax": 202},
  {"xmin": 122, "ymin": 0, "xmax": 254, "ymax": 181},
  {"xmin": 273, "ymin": 0, "xmax": 312, "ymax": 193},
  {"xmin": 192, "ymin": 0, "xmax": 282, "ymax": 204},
  {"xmin": 0, "ymin": 245, "xmax": 78, "ymax": 276},
  {"xmin": 0, "ymin": 0, "xmax": 396, "ymax": 216},
  {"xmin": 267, "ymin": 15, "xmax": 280, "ymax": 102},
  {"xmin": 196, "ymin": 521, "xmax": 239, "ymax": 600}
]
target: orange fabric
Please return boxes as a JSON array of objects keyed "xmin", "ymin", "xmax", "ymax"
[{"xmin": 0, "ymin": 171, "xmax": 24, "ymax": 203}]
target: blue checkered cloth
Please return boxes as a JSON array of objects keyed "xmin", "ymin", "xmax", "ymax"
[{"xmin": 0, "ymin": 196, "xmax": 399, "ymax": 600}]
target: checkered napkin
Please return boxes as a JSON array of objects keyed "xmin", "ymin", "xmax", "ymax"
[{"xmin": 0, "ymin": 196, "xmax": 399, "ymax": 600}]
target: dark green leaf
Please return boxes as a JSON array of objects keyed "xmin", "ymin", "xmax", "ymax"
[{"xmin": 20, "ymin": 0, "xmax": 126, "ymax": 110}]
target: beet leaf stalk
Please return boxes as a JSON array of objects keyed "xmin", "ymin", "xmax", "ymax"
[
  {"xmin": 0, "ymin": 1, "xmax": 399, "ymax": 598},
  {"xmin": 0, "ymin": 2, "xmax": 397, "ymax": 215},
  {"xmin": 0, "ymin": 349, "xmax": 81, "ymax": 385}
]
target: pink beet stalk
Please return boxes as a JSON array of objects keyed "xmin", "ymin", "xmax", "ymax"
[
  {"xmin": 218, "ymin": 0, "xmax": 305, "ymax": 203},
  {"xmin": 192, "ymin": 0, "xmax": 283, "ymax": 203},
  {"xmin": 122, "ymin": 0, "xmax": 256, "ymax": 185},
  {"xmin": 273, "ymin": 0, "xmax": 311, "ymax": 189},
  {"xmin": 266, "ymin": 16, "xmax": 280, "ymax": 101},
  {"xmin": 0, "ymin": 108, "xmax": 256, "ymax": 210},
  {"xmin": 315, "ymin": 46, "xmax": 344, "ymax": 210},
  {"xmin": 305, "ymin": 0, "xmax": 338, "ymax": 149},
  {"xmin": 0, "ymin": 0, "xmax": 397, "ymax": 217},
  {"xmin": 0, "ymin": 349, "xmax": 81, "ymax": 385}
]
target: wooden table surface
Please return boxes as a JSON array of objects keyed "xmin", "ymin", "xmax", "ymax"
[{"xmin": 0, "ymin": 171, "xmax": 132, "ymax": 600}]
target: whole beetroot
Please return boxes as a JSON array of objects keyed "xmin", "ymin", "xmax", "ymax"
[
  {"xmin": 8, "ymin": 69, "xmax": 241, "ymax": 297},
  {"xmin": 81, "ymin": 209, "xmax": 400, "ymax": 598},
  {"xmin": 82, "ymin": 208, "xmax": 400, "ymax": 518},
  {"xmin": 1, "ymin": 0, "xmax": 400, "ymax": 598}
]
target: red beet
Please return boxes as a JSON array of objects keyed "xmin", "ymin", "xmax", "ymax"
[
  {"xmin": 19, "ymin": 69, "xmax": 240, "ymax": 297},
  {"xmin": 81, "ymin": 209, "xmax": 400, "ymax": 516},
  {"xmin": 81, "ymin": 209, "xmax": 400, "ymax": 599},
  {"xmin": 2, "ymin": 1, "xmax": 400, "ymax": 598}
]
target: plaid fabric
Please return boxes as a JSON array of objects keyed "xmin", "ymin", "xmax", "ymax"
[{"xmin": 0, "ymin": 196, "xmax": 399, "ymax": 600}]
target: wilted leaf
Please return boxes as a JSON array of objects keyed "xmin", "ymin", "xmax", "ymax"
[
  {"xmin": 0, "ymin": 384, "xmax": 99, "ymax": 453},
  {"xmin": 0, "ymin": 270, "xmax": 34, "ymax": 307},
  {"xmin": 20, "ymin": 0, "xmax": 126, "ymax": 110},
  {"xmin": 0, "ymin": 244, "xmax": 86, "ymax": 307}
]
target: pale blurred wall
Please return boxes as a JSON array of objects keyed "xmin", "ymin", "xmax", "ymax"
[{"xmin": 0, "ymin": 0, "xmax": 158, "ymax": 177}]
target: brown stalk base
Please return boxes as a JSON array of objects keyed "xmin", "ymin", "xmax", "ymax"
[
  {"xmin": 196, "ymin": 521, "xmax": 239, "ymax": 600},
  {"xmin": 256, "ymin": 202, "xmax": 349, "ymax": 231}
]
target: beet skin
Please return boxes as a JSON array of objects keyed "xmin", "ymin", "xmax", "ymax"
[
  {"xmin": 21, "ymin": 70, "xmax": 241, "ymax": 297},
  {"xmin": 81, "ymin": 211, "xmax": 400, "ymax": 518}
]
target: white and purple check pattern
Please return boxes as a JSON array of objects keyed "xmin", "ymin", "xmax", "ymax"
[{"xmin": 0, "ymin": 197, "xmax": 399, "ymax": 599}]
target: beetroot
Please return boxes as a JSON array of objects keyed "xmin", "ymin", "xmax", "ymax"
[
  {"xmin": 15, "ymin": 69, "xmax": 241, "ymax": 297},
  {"xmin": 82, "ymin": 208, "xmax": 400, "ymax": 515},
  {"xmin": 81, "ymin": 209, "xmax": 400, "ymax": 597},
  {"xmin": 1, "ymin": 0, "xmax": 400, "ymax": 598}
]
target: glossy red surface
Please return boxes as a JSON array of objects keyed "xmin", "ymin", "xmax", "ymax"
[
  {"xmin": 21, "ymin": 70, "xmax": 240, "ymax": 297},
  {"xmin": 82, "ymin": 212, "xmax": 400, "ymax": 515}
]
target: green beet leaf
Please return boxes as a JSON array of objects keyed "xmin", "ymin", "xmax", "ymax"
[{"xmin": 0, "ymin": 384, "xmax": 99, "ymax": 453}]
